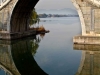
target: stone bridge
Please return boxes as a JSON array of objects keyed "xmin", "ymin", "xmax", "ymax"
[
  {"xmin": 0, "ymin": 0, "xmax": 100, "ymax": 43},
  {"xmin": 0, "ymin": 0, "xmax": 39, "ymax": 39},
  {"xmin": 73, "ymin": 0, "xmax": 100, "ymax": 44}
]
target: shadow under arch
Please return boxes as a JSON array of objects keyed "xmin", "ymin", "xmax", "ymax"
[
  {"xmin": 10, "ymin": 37, "xmax": 48, "ymax": 75},
  {"xmin": 10, "ymin": 0, "xmax": 39, "ymax": 32},
  {"xmin": 0, "ymin": 35, "xmax": 48, "ymax": 75},
  {"xmin": 10, "ymin": 0, "xmax": 81, "ymax": 33}
]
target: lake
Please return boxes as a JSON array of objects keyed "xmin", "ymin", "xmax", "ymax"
[
  {"xmin": 33, "ymin": 17, "xmax": 82, "ymax": 75},
  {"xmin": 0, "ymin": 17, "xmax": 82, "ymax": 75}
]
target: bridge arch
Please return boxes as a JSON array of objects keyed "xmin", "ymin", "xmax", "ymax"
[
  {"xmin": 0, "ymin": 0, "xmax": 39, "ymax": 39},
  {"xmin": 0, "ymin": 0, "xmax": 83, "ymax": 32},
  {"xmin": 11, "ymin": 0, "xmax": 86, "ymax": 34},
  {"xmin": 0, "ymin": 0, "xmax": 99, "ymax": 39},
  {"xmin": 10, "ymin": 0, "xmax": 39, "ymax": 32}
]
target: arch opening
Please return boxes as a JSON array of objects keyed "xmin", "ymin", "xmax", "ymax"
[
  {"xmin": 0, "ymin": 0, "xmax": 88, "ymax": 39},
  {"xmin": 10, "ymin": 0, "xmax": 39, "ymax": 32}
]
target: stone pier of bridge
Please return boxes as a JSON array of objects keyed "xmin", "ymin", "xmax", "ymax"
[
  {"xmin": 0, "ymin": 0, "xmax": 39, "ymax": 40},
  {"xmin": 72, "ymin": 0, "xmax": 100, "ymax": 44}
]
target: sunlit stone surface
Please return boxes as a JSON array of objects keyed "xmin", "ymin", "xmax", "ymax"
[{"xmin": 72, "ymin": 0, "xmax": 100, "ymax": 44}]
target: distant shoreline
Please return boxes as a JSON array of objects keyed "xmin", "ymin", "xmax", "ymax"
[{"xmin": 38, "ymin": 14, "xmax": 79, "ymax": 18}]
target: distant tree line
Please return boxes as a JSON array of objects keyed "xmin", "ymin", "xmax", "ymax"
[{"xmin": 38, "ymin": 13, "xmax": 79, "ymax": 18}]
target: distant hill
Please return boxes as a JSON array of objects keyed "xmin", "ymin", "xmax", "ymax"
[{"xmin": 36, "ymin": 8, "xmax": 78, "ymax": 15}]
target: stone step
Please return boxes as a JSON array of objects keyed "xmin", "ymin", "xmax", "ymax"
[{"xmin": 73, "ymin": 35, "xmax": 100, "ymax": 45}]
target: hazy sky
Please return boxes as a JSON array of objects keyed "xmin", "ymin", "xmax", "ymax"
[{"xmin": 35, "ymin": 0, "xmax": 76, "ymax": 9}]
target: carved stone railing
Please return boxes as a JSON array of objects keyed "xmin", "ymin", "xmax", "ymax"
[
  {"xmin": 0, "ymin": 0, "xmax": 11, "ymax": 9},
  {"xmin": 86, "ymin": 0, "xmax": 100, "ymax": 7}
]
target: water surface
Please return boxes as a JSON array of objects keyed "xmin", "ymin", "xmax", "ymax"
[
  {"xmin": 0, "ymin": 17, "xmax": 82, "ymax": 75},
  {"xmin": 34, "ymin": 17, "xmax": 82, "ymax": 75}
]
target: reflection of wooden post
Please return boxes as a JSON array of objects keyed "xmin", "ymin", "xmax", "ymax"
[{"xmin": 90, "ymin": 54, "xmax": 94, "ymax": 75}]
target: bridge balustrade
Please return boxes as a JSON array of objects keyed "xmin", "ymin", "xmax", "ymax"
[{"xmin": 0, "ymin": 0, "xmax": 10, "ymax": 8}]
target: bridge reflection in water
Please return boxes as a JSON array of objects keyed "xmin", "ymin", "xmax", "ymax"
[
  {"xmin": 74, "ymin": 44, "xmax": 100, "ymax": 75},
  {"xmin": 0, "ymin": 34, "xmax": 48, "ymax": 75}
]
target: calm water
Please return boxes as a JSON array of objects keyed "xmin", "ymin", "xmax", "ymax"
[
  {"xmin": 0, "ymin": 17, "xmax": 82, "ymax": 75},
  {"xmin": 34, "ymin": 17, "xmax": 82, "ymax": 75}
]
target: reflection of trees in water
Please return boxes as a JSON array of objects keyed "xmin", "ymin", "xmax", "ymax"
[
  {"xmin": 11, "ymin": 35, "xmax": 48, "ymax": 75},
  {"xmin": 11, "ymin": 35, "xmax": 42, "ymax": 57},
  {"xmin": 30, "ymin": 33, "xmax": 45, "ymax": 55},
  {"xmin": 40, "ymin": 33, "xmax": 45, "ymax": 39},
  {"xmin": 0, "ymin": 35, "xmax": 48, "ymax": 75},
  {"xmin": 30, "ymin": 35, "xmax": 41, "ymax": 55}
]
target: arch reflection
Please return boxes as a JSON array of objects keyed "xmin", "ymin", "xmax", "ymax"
[
  {"xmin": 74, "ymin": 44, "xmax": 100, "ymax": 75},
  {"xmin": 0, "ymin": 34, "xmax": 48, "ymax": 75}
]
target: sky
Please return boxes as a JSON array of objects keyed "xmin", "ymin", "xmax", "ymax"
[{"xmin": 35, "ymin": 0, "xmax": 76, "ymax": 9}]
